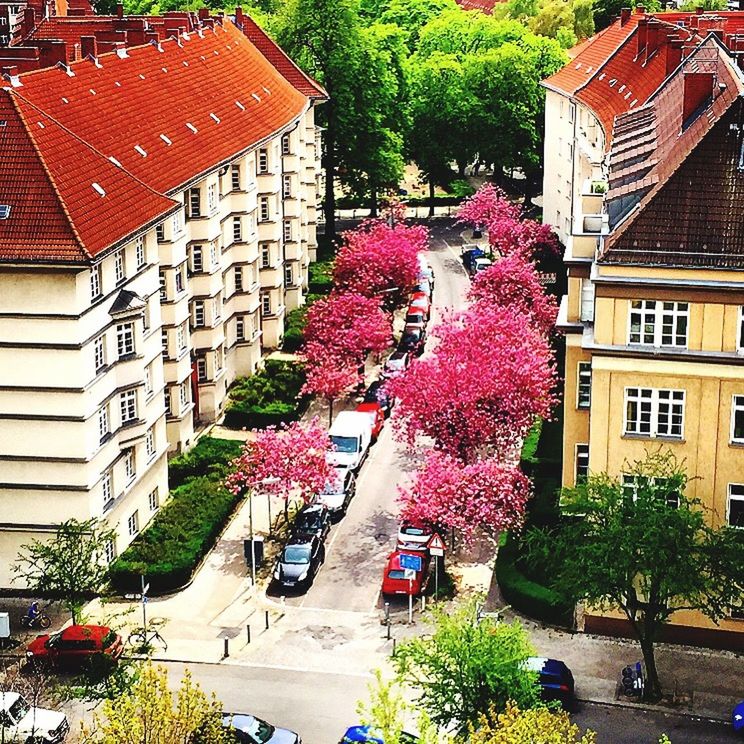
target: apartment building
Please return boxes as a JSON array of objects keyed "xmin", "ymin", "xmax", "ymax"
[
  {"xmin": 0, "ymin": 10, "xmax": 326, "ymax": 587},
  {"xmin": 548, "ymin": 27, "xmax": 744, "ymax": 648}
]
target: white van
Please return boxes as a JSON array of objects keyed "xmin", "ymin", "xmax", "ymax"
[{"xmin": 326, "ymin": 411, "xmax": 373, "ymax": 471}]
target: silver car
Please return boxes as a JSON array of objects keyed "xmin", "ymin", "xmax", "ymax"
[
  {"xmin": 222, "ymin": 713, "xmax": 301, "ymax": 744},
  {"xmin": 315, "ymin": 467, "xmax": 356, "ymax": 517}
]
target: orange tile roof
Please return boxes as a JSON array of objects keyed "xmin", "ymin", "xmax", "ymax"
[
  {"xmin": 0, "ymin": 88, "xmax": 177, "ymax": 262},
  {"xmin": 455, "ymin": 0, "xmax": 504, "ymax": 13}
]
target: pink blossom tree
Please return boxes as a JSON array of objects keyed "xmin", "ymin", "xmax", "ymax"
[
  {"xmin": 456, "ymin": 183, "xmax": 521, "ymax": 232},
  {"xmin": 468, "ymin": 252, "xmax": 558, "ymax": 337},
  {"xmin": 225, "ymin": 418, "xmax": 333, "ymax": 505},
  {"xmin": 300, "ymin": 351, "xmax": 361, "ymax": 425},
  {"xmin": 388, "ymin": 302, "xmax": 558, "ymax": 464},
  {"xmin": 398, "ymin": 451, "xmax": 532, "ymax": 542}
]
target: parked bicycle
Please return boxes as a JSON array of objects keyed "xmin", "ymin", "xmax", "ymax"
[{"xmin": 127, "ymin": 618, "xmax": 168, "ymax": 652}]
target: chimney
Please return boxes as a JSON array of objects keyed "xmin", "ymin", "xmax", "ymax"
[
  {"xmin": 620, "ymin": 7, "xmax": 631, "ymax": 25},
  {"xmin": 198, "ymin": 7, "xmax": 209, "ymax": 19},
  {"xmin": 116, "ymin": 2, "xmax": 123, "ymax": 18},
  {"xmin": 683, "ymin": 72, "xmax": 714, "ymax": 123},
  {"xmin": 637, "ymin": 17, "xmax": 648, "ymax": 56},
  {"xmin": 80, "ymin": 35, "xmax": 97, "ymax": 59},
  {"xmin": 710, "ymin": 27, "xmax": 723, "ymax": 41},
  {"xmin": 127, "ymin": 26, "xmax": 147, "ymax": 45},
  {"xmin": 666, "ymin": 37, "xmax": 683, "ymax": 74},
  {"xmin": 695, "ymin": 5, "xmax": 704, "ymax": 13},
  {"xmin": 38, "ymin": 39, "xmax": 67, "ymax": 68},
  {"xmin": 23, "ymin": 7, "xmax": 35, "ymax": 33},
  {"xmin": 68, "ymin": 7, "xmax": 86, "ymax": 16},
  {"xmin": 635, "ymin": 5, "xmax": 645, "ymax": 12},
  {"xmin": 145, "ymin": 29, "xmax": 160, "ymax": 43},
  {"xmin": 235, "ymin": 6, "xmax": 244, "ymax": 26},
  {"xmin": 646, "ymin": 19, "xmax": 660, "ymax": 56}
]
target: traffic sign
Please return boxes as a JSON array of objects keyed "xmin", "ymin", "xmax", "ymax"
[
  {"xmin": 427, "ymin": 533, "xmax": 446, "ymax": 555},
  {"xmin": 403, "ymin": 568, "xmax": 416, "ymax": 580},
  {"xmin": 399, "ymin": 553, "xmax": 423, "ymax": 572}
]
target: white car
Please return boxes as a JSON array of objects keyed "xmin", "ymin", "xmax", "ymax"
[
  {"xmin": 326, "ymin": 411, "xmax": 373, "ymax": 471},
  {"xmin": 315, "ymin": 467, "xmax": 356, "ymax": 516},
  {"xmin": 0, "ymin": 691, "xmax": 69, "ymax": 743},
  {"xmin": 397, "ymin": 521, "xmax": 433, "ymax": 552}
]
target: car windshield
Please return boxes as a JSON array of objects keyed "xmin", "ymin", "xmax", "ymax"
[
  {"xmin": 331, "ymin": 435, "xmax": 359, "ymax": 453},
  {"xmin": 227, "ymin": 715, "xmax": 275, "ymax": 744},
  {"xmin": 46, "ymin": 631, "xmax": 62, "ymax": 648},
  {"xmin": 282, "ymin": 545, "xmax": 311, "ymax": 564},
  {"xmin": 401, "ymin": 334, "xmax": 418, "ymax": 345},
  {"xmin": 364, "ymin": 386, "xmax": 380, "ymax": 402},
  {"xmin": 323, "ymin": 477, "xmax": 345, "ymax": 495},
  {"xmin": 405, "ymin": 314, "xmax": 423, "ymax": 324},
  {"xmin": 402, "ymin": 526, "xmax": 426, "ymax": 536},
  {"xmin": 387, "ymin": 570, "xmax": 407, "ymax": 580},
  {"xmin": 101, "ymin": 630, "xmax": 118, "ymax": 648},
  {"xmin": 297, "ymin": 511, "xmax": 322, "ymax": 530},
  {"xmin": 8, "ymin": 696, "xmax": 30, "ymax": 724}
]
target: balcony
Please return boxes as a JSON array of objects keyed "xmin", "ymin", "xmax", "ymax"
[{"xmin": 578, "ymin": 213, "xmax": 609, "ymax": 236}]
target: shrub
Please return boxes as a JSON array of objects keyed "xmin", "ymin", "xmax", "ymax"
[
  {"xmin": 168, "ymin": 437, "xmax": 243, "ymax": 489},
  {"xmin": 109, "ymin": 477, "xmax": 241, "ymax": 594},
  {"xmin": 281, "ymin": 294, "xmax": 323, "ymax": 353},
  {"xmin": 308, "ymin": 257, "xmax": 335, "ymax": 295}
]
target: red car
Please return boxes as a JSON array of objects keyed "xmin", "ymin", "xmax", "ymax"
[
  {"xmin": 355, "ymin": 402, "xmax": 385, "ymax": 440},
  {"xmin": 381, "ymin": 550, "xmax": 430, "ymax": 596},
  {"xmin": 26, "ymin": 624, "xmax": 123, "ymax": 668},
  {"xmin": 409, "ymin": 296, "xmax": 430, "ymax": 318}
]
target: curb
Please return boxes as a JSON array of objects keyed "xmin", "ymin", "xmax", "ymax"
[{"xmin": 575, "ymin": 697, "xmax": 731, "ymax": 726}]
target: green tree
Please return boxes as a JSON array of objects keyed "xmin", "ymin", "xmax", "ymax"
[
  {"xmin": 391, "ymin": 599, "xmax": 541, "ymax": 734},
  {"xmin": 524, "ymin": 450, "xmax": 744, "ymax": 703},
  {"xmin": 377, "ymin": 0, "xmax": 458, "ymax": 48},
  {"xmin": 13, "ymin": 518, "xmax": 116, "ymax": 623}
]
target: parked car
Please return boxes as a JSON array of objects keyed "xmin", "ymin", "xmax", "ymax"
[
  {"xmin": 413, "ymin": 280, "xmax": 431, "ymax": 297},
  {"xmin": 524, "ymin": 657, "xmax": 575, "ymax": 709},
  {"xmin": 291, "ymin": 503, "xmax": 331, "ymax": 542},
  {"xmin": 339, "ymin": 726, "xmax": 417, "ymax": 743},
  {"xmin": 26, "ymin": 625, "xmax": 123, "ymax": 669},
  {"xmin": 471, "ymin": 257, "xmax": 492, "ymax": 276},
  {"xmin": 382, "ymin": 351, "xmax": 409, "ymax": 379},
  {"xmin": 355, "ymin": 402, "xmax": 385, "ymax": 440},
  {"xmin": 404, "ymin": 310, "xmax": 426, "ymax": 330},
  {"xmin": 398, "ymin": 327, "xmax": 425, "ymax": 357},
  {"xmin": 363, "ymin": 381, "xmax": 393, "ymax": 417},
  {"xmin": 0, "ymin": 691, "xmax": 69, "ymax": 743},
  {"xmin": 315, "ymin": 466, "xmax": 356, "ymax": 517},
  {"xmin": 408, "ymin": 296, "xmax": 430, "ymax": 318},
  {"xmin": 220, "ymin": 712, "xmax": 301, "ymax": 743},
  {"xmin": 381, "ymin": 550, "xmax": 430, "ymax": 597},
  {"xmin": 397, "ymin": 521, "xmax": 433, "ymax": 552},
  {"xmin": 327, "ymin": 411, "xmax": 373, "ymax": 471},
  {"xmin": 273, "ymin": 533, "xmax": 324, "ymax": 590},
  {"xmin": 461, "ymin": 245, "xmax": 484, "ymax": 273}
]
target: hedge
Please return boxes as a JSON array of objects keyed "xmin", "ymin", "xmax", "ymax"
[
  {"xmin": 496, "ymin": 532, "xmax": 573, "ymax": 627},
  {"xmin": 168, "ymin": 437, "xmax": 243, "ymax": 489},
  {"xmin": 281, "ymin": 293, "xmax": 324, "ymax": 353},
  {"xmin": 109, "ymin": 477, "xmax": 241, "ymax": 594}
]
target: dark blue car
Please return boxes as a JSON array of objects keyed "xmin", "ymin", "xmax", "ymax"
[
  {"xmin": 461, "ymin": 246, "xmax": 484, "ymax": 273},
  {"xmin": 339, "ymin": 726, "xmax": 417, "ymax": 743},
  {"xmin": 525, "ymin": 657, "xmax": 575, "ymax": 709}
]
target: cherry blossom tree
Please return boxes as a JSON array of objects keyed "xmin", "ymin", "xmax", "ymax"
[
  {"xmin": 226, "ymin": 418, "xmax": 333, "ymax": 504},
  {"xmin": 388, "ymin": 303, "xmax": 558, "ymax": 464},
  {"xmin": 398, "ymin": 451, "xmax": 531, "ymax": 542},
  {"xmin": 468, "ymin": 252, "xmax": 558, "ymax": 337},
  {"xmin": 300, "ymin": 351, "xmax": 361, "ymax": 425},
  {"xmin": 456, "ymin": 182, "xmax": 521, "ymax": 232}
]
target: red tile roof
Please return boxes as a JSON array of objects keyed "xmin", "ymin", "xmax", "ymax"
[
  {"xmin": 455, "ymin": 0, "xmax": 503, "ymax": 13},
  {"xmin": 0, "ymin": 88, "xmax": 177, "ymax": 262}
]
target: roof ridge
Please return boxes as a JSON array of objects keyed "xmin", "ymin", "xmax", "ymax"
[
  {"xmin": 573, "ymin": 22, "xmax": 637, "ymax": 98},
  {"xmin": 4, "ymin": 89, "xmax": 90, "ymax": 261}
]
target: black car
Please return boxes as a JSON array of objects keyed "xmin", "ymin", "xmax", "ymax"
[
  {"xmin": 273, "ymin": 533, "xmax": 324, "ymax": 589},
  {"xmin": 398, "ymin": 327, "xmax": 425, "ymax": 357},
  {"xmin": 364, "ymin": 381, "xmax": 392, "ymax": 417},
  {"xmin": 291, "ymin": 503, "xmax": 331, "ymax": 542},
  {"xmin": 525, "ymin": 657, "xmax": 575, "ymax": 709}
]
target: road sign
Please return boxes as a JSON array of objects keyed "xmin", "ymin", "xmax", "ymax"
[
  {"xmin": 142, "ymin": 583, "xmax": 150, "ymax": 596},
  {"xmin": 403, "ymin": 568, "xmax": 416, "ymax": 580},
  {"xmin": 427, "ymin": 533, "xmax": 446, "ymax": 556},
  {"xmin": 399, "ymin": 553, "xmax": 423, "ymax": 572}
]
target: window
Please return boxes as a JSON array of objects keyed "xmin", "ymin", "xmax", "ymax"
[
  {"xmin": 577, "ymin": 362, "xmax": 591, "ymax": 409},
  {"xmin": 164, "ymin": 386, "xmax": 171, "ymax": 415},
  {"xmin": 90, "ymin": 264, "xmax": 102, "ymax": 300},
  {"xmin": 283, "ymin": 219, "xmax": 292, "ymax": 242},
  {"xmin": 144, "ymin": 363, "xmax": 153, "ymax": 397},
  {"xmin": 159, "ymin": 271, "xmax": 167, "ymax": 301},
  {"xmin": 116, "ymin": 322, "xmax": 135, "ymax": 358},
  {"xmin": 120, "ymin": 389, "xmax": 137, "ymax": 424},
  {"xmin": 281, "ymin": 132, "xmax": 291, "ymax": 155},
  {"xmin": 207, "ymin": 183, "xmax": 217, "ymax": 213},
  {"xmin": 231, "ymin": 164, "xmax": 241, "ymax": 191},
  {"xmin": 258, "ymin": 148, "xmax": 268, "ymax": 174},
  {"xmin": 189, "ymin": 188, "xmax": 201, "ymax": 218},
  {"xmin": 161, "ymin": 328, "xmax": 169, "ymax": 359},
  {"xmin": 732, "ymin": 395, "xmax": 744, "ymax": 443},
  {"xmin": 98, "ymin": 404, "xmax": 109, "ymax": 444},
  {"xmin": 148, "ymin": 487, "xmax": 159, "ymax": 512},
  {"xmin": 175, "ymin": 264, "xmax": 185, "ymax": 294},
  {"xmin": 191, "ymin": 245, "xmax": 203, "ymax": 273},
  {"xmin": 114, "ymin": 249, "xmax": 125, "ymax": 284},
  {"xmin": 127, "ymin": 510, "xmax": 139, "ymax": 536},
  {"xmin": 261, "ymin": 291, "xmax": 271, "ymax": 316},
  {"xmin": 284, "ymin": 264, "xmax": 293, "ymax": 287},
  {"xmin": 282, "ymin": 174, "xmax": 292, "ymax": 198},
  {"xmin": 145, "ymin": 427, "xmax": 156, "ymax": 459},
  {"xmin": 214, "ymin": 292, "xmax": 222, "ymax": 322},
  {"xmin": 728, "ymin": 484, "xmax": 744, "ymax": 527},
  {"xmin": 135, "ymin": 236, "xmax": 145, "ymax": 268},
  {"xmin": 143, "ymin": 299, "xmax": 151, "ymax": 331},
  {"xmin": 124, "ymin": 448, "xmax": 135, "ymax": 484},
  {"xmin": 172, "ymin": 208, "xmax": 184, "ymax": 235},
  {"xmin": 101, "ymin": 470, "xmax": 113, "ymax": 510},
  {"xmin": 94, "ymin": 334, "xmax": 106, "ymax": 373},
  {"xmin": 235, "ymin": 267, "xmax": 243, "ymax": 293},
  {"xmin": 179, "ymin": 381, "xmax": 190, "ymax": 409},
  {"xmin": 739, "ymin": 306, "xmax": 744, "ymax": 352},
  {"xmin": 622, "ymin": 475, "xmax": 680, "ymax": 508},
  {"xmin": 575, "ymin": 444, "xmax": 589, "ymax": 483},
  {"xmin": 193, "ymin": 301, "xmax": 205, "ymax": 328},
  {"xmin": 236, "ymin": 317, "xmax": 245, "ymax": 341},
  {"xmin": 628, "ymin": 300, "xmax": 688, "ymax": 348},
  {"xmin": 197, "ymin": 357, "xmax": 208, "ymax": 382},
  {"xmin": 233, "ymin": 216, "xmax": 242, "ymax": 242},
  {"xmin": 260, "ymin": 243, "xmax": 271, "ymax": 268},
  {"xmin": 176, "ymin": 322, "xmax": 187, "ymax": 352},
  {"xmin": 156, "ymin": 222, "xmax": 165, "ymax": 242},
  {"xmin": 215, "ymin": 345, "xmax": 223, "ymax": 373},
  {"xmin": 259, "ymin": 196, "xmax": 270, "ymax": 222},
  {"xmin": 103, "ymin": 538, "xmax": 116, "ymax": 563},
  {"xmin": 624, "ymin": 387, "xmax": 684, "ymax": 439}
]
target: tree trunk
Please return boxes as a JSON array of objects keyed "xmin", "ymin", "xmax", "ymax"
[
  {"xmin": 639, "ymin": 635, "xmax": 662, "ymax": 702},
  {"xmin": 457, "ymin": 161, "xmax": 466, "ymax": 178},
  {"xmin": 322, "ymin": 101, "xmax": 337, "ymax": 242},
  {"xmin": 428, "ymin": 178, "xmax": 435, "ymax": 217},
  {"xmin": 328, "ymin": 397, "xmax": 334, "ymax": 427},
  {"xmin": 370, "ymin": 187, "xmax": 378, "ymax": 218}
]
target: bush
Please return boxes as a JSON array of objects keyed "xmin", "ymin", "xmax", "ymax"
[
  {"xmin": 168, "ymin": 437, "xmax": 243, "ymax": 489},
  {"xmin": 109, "ymin": 477, "xmax": 241, "ymax": 594},
  {"xmin": 308, "ymin": 257, "xmax": 335, "ymax": 295},
  {"xmin": 496, "ymin": 532, "xmax": 573, "ymax": 627},
  {"xmin": 224, "ymin": 359, "xmax": 308, "ymax": 430},
  {"xmin": 281, "ymin": 294, "xmax": 323, "ymax": 353}
]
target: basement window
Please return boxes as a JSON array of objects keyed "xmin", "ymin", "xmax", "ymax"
[{"xmin": 0, "ymin": 205, "xmax": 10, "ymax": 219}]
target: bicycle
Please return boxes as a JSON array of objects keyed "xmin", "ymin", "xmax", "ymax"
[
  {"xmin": 20, "ymin": 607, "xmax": 51, "ymax": 630},
  {"xmin": 127, "ymin": 618, "xmax": 168, "ymax": 652}
]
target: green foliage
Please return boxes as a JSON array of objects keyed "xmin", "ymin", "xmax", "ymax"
[
  {"xmin": 13, "ymin": 519, "xmax": 117, "ymax": 623},
  {"xmin": 308, "ymin": 255, "xmax": 335, "ymax": 294},
  {"xmin": 65, "ymin": 655, "xmax": 141, "ymax": 703},
  {"xmin": 377, "ymin": 0, "xmax": 458, "ymax": 47},
  {"xmin": 109, "ymin": 477, "xmax": 241, "ymax": 593},
  {"xmin": 168, "ymin": 437, "xmax": 243, "ymax": 488},
  {"xmin": 679, "ymin": 0, "xmax": 725, "ymax": 9},
  {"xmin": 449, "ymin": 179, "xmax": 475, "ymax": 198},
  {"xmin": 224, "ymin": 359, "xmax": 308, "ymax": 429},
  {"xmin": 391, "ymin": 598, "xmax": 540, "ymax": 733}
]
